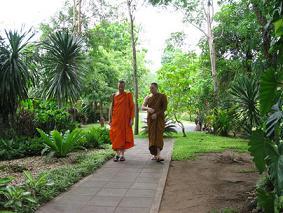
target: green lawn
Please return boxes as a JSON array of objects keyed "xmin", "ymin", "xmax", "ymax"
[
  {"xmin": 80, "ymin": 123, "xmax": 101, "ymax": 130},
  {"xmin": 173, "ymin": 132, "xmax": 249, "ymax": 161}
]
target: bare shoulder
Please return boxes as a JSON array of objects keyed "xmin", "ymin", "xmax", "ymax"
[{"xmin": 145, "ymin": 94, "xmax": 152, "ymax": 100}]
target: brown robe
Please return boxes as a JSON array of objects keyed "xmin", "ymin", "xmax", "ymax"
[{"xmin": 144, "ymin": 93, "xmax": 168, "ymax": 155}]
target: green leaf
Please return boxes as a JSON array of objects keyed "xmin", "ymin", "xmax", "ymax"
[
  {"xmin": 0, "ymin": 177, "xmax": 13, "ymax": 186},
  {"xmin": 265, "ymin": 144, "xmax": 283, "ymax": 197},
  {"xmin": 260, "ymin": 69, "xmax": 283, "ymax": 114},
  {"xmin": 256, "ymin": 187, "xmax": 275, "ymax": 213},
  {"xmin": 51, "ymin": 130, "xmax": 63, "ymax": 156},
  {"xmin": 249, "ymin": 130, "xmax": 274, "ymax": 173},
  {"xmin": 277, "ymin": 156, "xmax": 283, "ymax": 195},
  {"xmin": 266, "ymin": 101, "xmax": 283, "ymax": 137},
  {"xmin": 274, "ymin": 18, "xmax": 283, "ymax": 36},
  {"xmin": 37, "ymin": 128, "xmax": 57, "ymax": 151}
]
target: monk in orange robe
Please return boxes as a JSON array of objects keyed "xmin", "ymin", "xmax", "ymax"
[
  {"xmin": 142, "ymin": 83, "xmax": 168, "ymax": 162},
  {"xmin": 109, "ymin": 80, "xmax": 134, "ymax": 162}
]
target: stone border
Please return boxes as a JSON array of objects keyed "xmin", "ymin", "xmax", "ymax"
[{"xmin": 150, "ymin": 139, "xmax": 174, "ymax": 213}]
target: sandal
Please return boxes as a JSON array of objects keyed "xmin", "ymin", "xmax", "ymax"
[
  {"xmin": 113, "ymin": 155, "xmax": 120, "ymax": 162},
  {"xmin": 157, "ymin": 158, "xmax": 164, "ymax": 162},
  {"xmin": 120, "ymin": 156, "xmax": 125, "ymax": 161}
]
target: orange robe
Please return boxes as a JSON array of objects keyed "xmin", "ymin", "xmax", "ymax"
[{"xmin": 110, "ymin": 92, "xmax": 134, "ymax": 150}]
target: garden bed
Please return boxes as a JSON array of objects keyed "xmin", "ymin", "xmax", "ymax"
[{"xmin": 0, "ymin": 149, "xmax": 93, "ymax": 185}]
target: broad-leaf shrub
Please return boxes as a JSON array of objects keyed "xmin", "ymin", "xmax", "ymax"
[
  {"xmin": 0, "ymin": 137, "xmax": 44, "ymax": 161},
  {"xmin": 83, "ymin": 127, "xmax": 111, "ymax": 148},
  {"xmin": 37, "ymin": 128, "xmax": 84, "ymax": 158}
]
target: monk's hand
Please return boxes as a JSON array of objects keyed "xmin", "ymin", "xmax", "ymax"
[
  {"xmin": 148, "ymin": 108, "xmax": 155, "ymax": 113},
  {"xmin": 151, "ymin": 113, "xmax": 157, "ymax": 120},
  {"xmin": 129, "ymin": 119, "xmax": 133, "ymax": 126},
  {"xmin": 108, "ymin": 121, "xmax": 112, "ymax": 126}
]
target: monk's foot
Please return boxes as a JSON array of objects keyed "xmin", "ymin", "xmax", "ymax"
[
  {"xmin": 151, "ymin": 156, "xmax": 157, "ymax": 160},
  {"xmin": 113, "ymin": 155, "xmax": 120, "ymax": 162},
  {"xmin": 120, "ymin": 156, "xmax": 125, "ymax": 161},
  {"xmin": 157, "ymin": 157, "xmax": 164, "ymax": 162}
]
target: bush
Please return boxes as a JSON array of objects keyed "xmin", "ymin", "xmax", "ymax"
[
  {"xmin": 211, "ymin": 109, "xmax": 233, "ymax": 136},
  {"xmin": 37, "ymin": 128, "xmax": 84, "ymax": 158},
  {"xmin": 0, "ymin": 137, "xmax": 45, "ymax": 161},
  {"xmin": 0, "ymin": 172, "xmax": 54, "ymax": 213},
  {"xmin": 82, "ymin": 127, "xmax": 111, "ymax": 149},
  {"xmin": 15, "ymin": 99, "xmax": 78, "ymax": 137},
  {"xmin": 15, "ymin": 109, "xmax": 37, "ymax": 137},
  {"xmin": 0, "ymin": 176, "xmax": 38, "ymax": 213}
]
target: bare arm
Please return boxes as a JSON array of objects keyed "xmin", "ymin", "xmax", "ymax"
[{"xmin": 142, "ymin": 96, "xmax": 154, "ymax": 113}]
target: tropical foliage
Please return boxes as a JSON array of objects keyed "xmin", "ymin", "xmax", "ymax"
[
  {"xmin": 40, "ymin": 31, "xmax": 84, "ymax": 104},
  {"xmin": 37, "ymin": 128, "xmax": 84, "ymax": 158},
  {"xmin": 0, "ymin": 29, "xmax": 35, "ymax": 126}
]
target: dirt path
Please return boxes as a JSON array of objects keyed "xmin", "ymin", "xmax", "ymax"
[{"xmin": 159, "ymin": 151, "xmax": 259, "ymax": 213}]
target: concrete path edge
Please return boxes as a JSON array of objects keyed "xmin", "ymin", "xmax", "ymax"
[{"xmin": 150, "ymin": 139, "xmax": 174, "ymax": 213}]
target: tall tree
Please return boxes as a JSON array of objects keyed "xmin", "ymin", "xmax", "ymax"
[
  {"xmin": 73, "ymin": 0, "xmax": 83, "ymax": 34},
  {"xmin": 127, "ymin": 0, "xmax": 139, "ymax": 135},
  {"xmin": 149, "ymin": 0, "xmax": 219, "ymax": 98},
  {"xmin": 158, "ymin": 52, "xmax": 200, "ymax": 136}
]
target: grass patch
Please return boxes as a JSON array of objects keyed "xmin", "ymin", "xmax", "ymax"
[
  {"xmin": 210, "ymin": 208, "xmax": 238, "ymax": 213},
  {"xmin": 80, "ymin": 123, "xmax": 101, "ymax": 130},
  {"xmin": 37, "ymin": 146, "xmax": 114, "ymax": 204},
  {"xmin": 173, "ymin": 132, "xmax": 249, "ymax": 161}
]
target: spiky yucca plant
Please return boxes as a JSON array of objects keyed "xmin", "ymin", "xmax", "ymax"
[
  {"xmin": 0, "ymin": 29, "xmax": 34, "ymax": 125},
  {"xmin": 41, "ymin": 31, "xmax": 84, "ymax": 104}
]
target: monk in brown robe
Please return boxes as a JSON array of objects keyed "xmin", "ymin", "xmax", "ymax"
[
  {"xmin": 109, "ymin": 80, "xmax": 134, "ymax": 162},
  {"xmin": 142, "ymin": 83, "xmax": 168, "ymax": 162}
]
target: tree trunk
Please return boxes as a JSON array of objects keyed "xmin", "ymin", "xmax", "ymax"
[
  {"xmin": 127, "ymin": 0, "xmax": 139, "ymax": 135},
  {"xmin": 174, "ymin": 114, "xmax": 186, "ymax": 137},
  {"xmin": 206, "ymin": 1, "xmax": 218, "ymax": 99},
  {"xmin": 99, "ymin": 100, "xmax": 103, "ymax": 118},
  {"xmin": 77, "ymin": 0, "xmax": 82, "ymax": 34},
  {"xmin": 73, "ymin": 0, "xmax": 77, "ymax": 32},
  {"xmin": 251, "ymin": 1, "xmax": 276, "ymax": 65}
]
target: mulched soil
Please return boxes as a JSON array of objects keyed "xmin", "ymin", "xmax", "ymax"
[{"xmin": 0, "ymin": 150, "xmax": 92, "ymax": 185}]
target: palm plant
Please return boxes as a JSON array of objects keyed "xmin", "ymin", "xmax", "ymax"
[
  {"xmin": 230, "ymin": 75, "xmax": 260, "ymax": 134},
  {"xmin": 0, "ymin": 29, "xmax": 34, "ymax": 126},
  {"xmin": 41, "ymin": 31, "xmax": 84, "ymax": 104},
  {"xmin": 37, "ymin": 128, "xmax": 84, "ymax": 158}
]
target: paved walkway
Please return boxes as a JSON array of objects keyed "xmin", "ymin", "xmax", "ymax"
[{"xmin": 37, "ymin": 138, "xmax": 174, "ymax": 213}]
